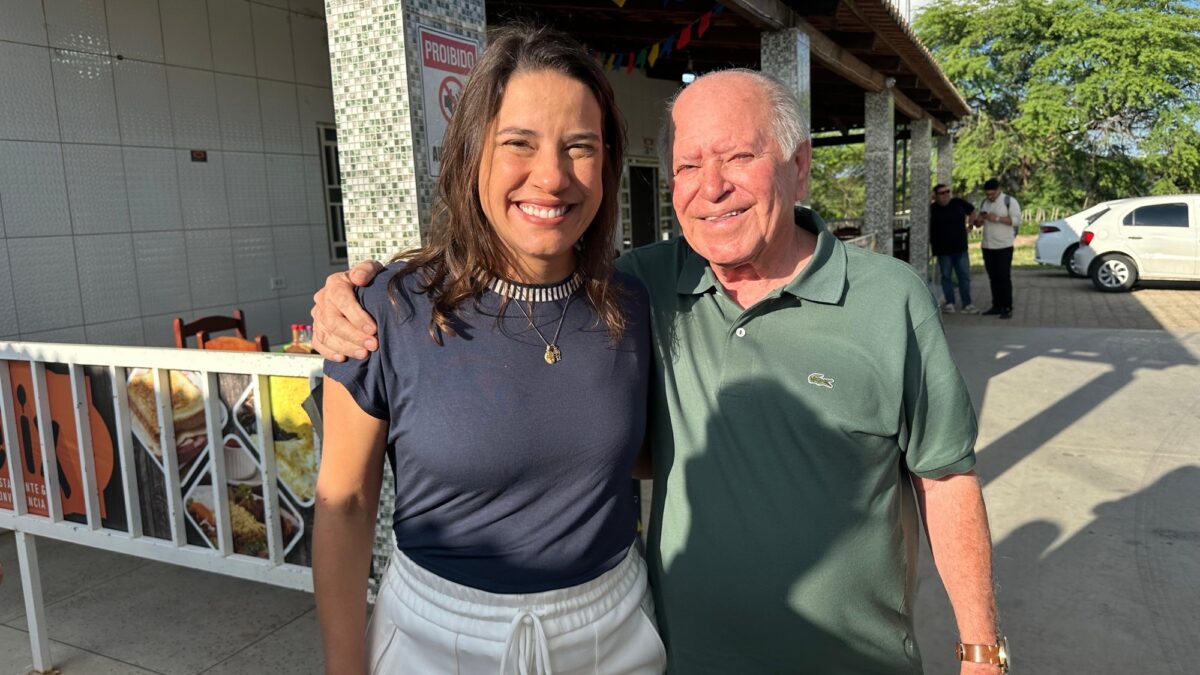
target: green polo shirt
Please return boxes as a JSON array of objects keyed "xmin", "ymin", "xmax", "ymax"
[{"xmin": 616, "ymin": 210, "xmax": 977, "ymax": 674}]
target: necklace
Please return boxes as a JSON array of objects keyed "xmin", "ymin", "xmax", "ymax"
[{"xmin": 514, "ymin": 293, "xmax": 574, "ymax": 364}]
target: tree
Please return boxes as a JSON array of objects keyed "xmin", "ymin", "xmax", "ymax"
[
  {"xmin": 914, "ymin": 0, "xmax": 1200, "ymax": 209},
  {"xmin": 809, "ymin": 143, "xmax": 866, "ymax": 220}
]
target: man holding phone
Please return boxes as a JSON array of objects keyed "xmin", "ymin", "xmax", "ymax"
[{"xmin": 973, "ymin": 178, "xmax": 1022, "ymax": 319}]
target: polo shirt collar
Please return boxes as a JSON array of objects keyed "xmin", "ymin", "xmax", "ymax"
[{"xmin": 675, "ymin": 211, "xmax": 848, "ymax": 305}]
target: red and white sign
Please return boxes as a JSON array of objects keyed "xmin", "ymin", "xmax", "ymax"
[{"xmin": 418, "ymin": 25, "xmax": 479, "ymax": 177}]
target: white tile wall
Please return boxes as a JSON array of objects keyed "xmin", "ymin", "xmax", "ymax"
[
  {"xmin": 160, "ymin": 0, "xmax": 214, "ymax": 70},
  {"xmin": 0, "ymin": 241, "xmax": 17, "ymax": 333},
  {"xmin": 141, "ymin": 311, "xmax": 177, "ymax": 347},
  {"xmin": 167, "ymin": 67, "xmax": 222, "ymax": 149},
  {"xmin": 224, "ymin": 151, "xmax": 270, "ymax": 226},
  {"xmin": 238, "ymin": 297, "xmax": 282, "ymax": 345},
  {"xmin": 106, "ymin": 0, "xmax": 165, "ymax": 61},
  {"xmin": 272, "ymin": 225, "xmax": 314, "ymax": 293},
  {"xmin": 9, "ymin": 236, "xmax": 84, "ymax": 332},
  {"xmin": 177, "ymin": 150, "xmax": 230, "ymax": 228},
  {"xmin": 0, "ymin": 0, "xmax": 49, "ymax": 45},
  {"xmin": 85, "ymin": 318, "xmax": 146, "ymax": 345},
  {"xmin": 133, "ymin": 230, "xmax": 190, "ymax": 314},
  {"xmin": 24, "ymin": 325, "xmax": 88, "ymax": 343},
  {"xmin": 288, "ymin": 0, "xmax": 323, "ymax": 17},
  {"xmin": 308, "ymin": 223, "xmax": 338, "ymax": 276},
  {"xmin": 267, "ymin": 153, "xmax": 306, "ymax": 224},
  {"xmin": 75, "ymin": 233, "xmax": 142, "ymax": 323},
  {"xmin": 303, "ymin": 155, "xmax": 325, "ymax": 223},
  {"xmin": 124, "ymin": 146, "xmax": 183, "ymax": 231},
  {"xmin": 259, "ymin": 80, "xmax": 302, "ymax": 154},
  {"xmin": 113, "ymin": 59, "xmax": 175, "ymax": 146},
  {"xmin": 277, "ymin": 292, "xmax": 312, "ymax": 341},
  {"xmin": 184, "ymin": 228, "xmax": 237, "ymax": 307},
  {"xmin": 208, "ymin": 0, "xmax": 256, "ymax": 77},
  {"xmin": 2, "ymin": 0, "xmax": 333, "ymax": 345},
  {"xmin": 0, "ymin": 42, "xmax": 61, "ymax": 142},
  {"xmin": 44, "ymin": 0, "xmax": 110, "ymax": 54},
  {"xmin": 52, "ymin": 49, "xmax": 121, "ymax": 144},
  {"xmin": 231, "ymin": 226, "xmax": 275, "ymax": 301},
  {"xmin": 291, "ymin": 13, "xmax": 329, "ymax": 88},
  {"xmin": 0, "ymin": 141, "xmax": 72, "ymax": 237},
  {"xmin": 63, "ymin": 144, "xmax": 132, "ymax": 234},
  {"xmin": 215, "ymin": 74, "xmax": 264, "ymax": 151},
  {"xmin": 296, "ymin": 85, "xmax": 334, "ymax": 155},
  {"xmin": 251, "ymin": 4, "xmax": 294, "ymax": 82}
]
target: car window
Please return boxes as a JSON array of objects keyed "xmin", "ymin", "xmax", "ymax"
[
  {"xmin": 1122, "ymin": 203, "xmax": 1189, "ymax": 228},
  {"xmin": 1085, "ymin": 207, "xmax": 1109, "ymax": 225}
]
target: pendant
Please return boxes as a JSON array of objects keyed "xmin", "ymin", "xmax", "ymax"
[{"xmin": 544, "ymin": 344, "xmax": 562, "ymax": 364}]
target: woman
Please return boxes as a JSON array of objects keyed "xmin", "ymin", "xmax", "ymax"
[{"xmin": 314, "ymin": 23, "xmax": 662, "ymax": 675}]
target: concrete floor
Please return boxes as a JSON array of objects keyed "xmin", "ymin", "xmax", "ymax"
[{"xmin": 2, "ymin": 321, "xmax": 1199, "ymax": 673}]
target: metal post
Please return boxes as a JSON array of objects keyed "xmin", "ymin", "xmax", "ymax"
[{"xmin": 15, "ymin": 531, "xmax": 54, "ymax": 674}]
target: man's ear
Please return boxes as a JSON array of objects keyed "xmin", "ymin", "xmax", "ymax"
[{"xmin": 793, "ymin": 140, "xmax": 812, "ymax": 202}]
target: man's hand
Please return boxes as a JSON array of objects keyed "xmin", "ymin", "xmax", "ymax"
[
  {"xmin": 311, "ymin": 260, "xmax": 385, "ymax": 361},
  {"xmin": 961, "ymin": 663, "xmax": 1002, "ymax": 674}
]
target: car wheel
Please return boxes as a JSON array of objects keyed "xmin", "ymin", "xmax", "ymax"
[
  {"xmin": 1062, "ymin": 244, "xmax": 1084, "ymax": 277},
  {"xmin": 1091, "ymin": 253, "xmax": 1137, "ymax": 292}
]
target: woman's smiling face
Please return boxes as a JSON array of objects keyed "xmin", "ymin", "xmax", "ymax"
[{"xmin": 477, "ymin": 69, "xmax": 605, "ymax": 282}]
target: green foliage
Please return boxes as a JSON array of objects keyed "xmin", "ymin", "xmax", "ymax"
[
  {"xmin": 809, "ymin": 143, "xmax": 866, "ymax": 219},
  {"xmin": 914, "ymin": 0, "xmax": 1200, "ymax": 210}
]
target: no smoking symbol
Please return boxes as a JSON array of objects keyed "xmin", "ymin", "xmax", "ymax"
[{"xmin": 438, "ymin": 76, "xmax": 463, "ymax": 123}]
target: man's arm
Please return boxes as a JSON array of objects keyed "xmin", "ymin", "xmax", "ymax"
[
  {"xmin": 913, "ymin": 469, "xmax": 1002, "ymax": 674},
  {"xmin": 312, "ymin": 260, "xmax": 386, "ymax": 361}
]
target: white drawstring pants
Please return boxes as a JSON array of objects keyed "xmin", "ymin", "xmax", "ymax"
[{"xmin": 365, "ymin": 546, "xmax": 666, "ymax": 675}]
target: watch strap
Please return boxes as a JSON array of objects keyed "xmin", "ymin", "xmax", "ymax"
[{"xmin": 956, "ymin": 638, "xmax": 1009, "ymax": 672}]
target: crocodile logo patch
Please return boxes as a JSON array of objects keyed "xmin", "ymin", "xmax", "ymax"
[{"xmin": 807, "ymin": 373, "xmax": 835, "ymax": 389}]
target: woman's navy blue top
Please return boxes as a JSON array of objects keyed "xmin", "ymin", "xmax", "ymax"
[{"xmin": 324, "ymin": 263, "xmax": 651, "ymax": 593}]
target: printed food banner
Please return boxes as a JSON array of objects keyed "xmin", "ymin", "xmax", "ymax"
[
  {"xmin": 0, "ymin": 362, "xmax": 126, "ymax": 532},
  {"xmin": 1, "ymin": 361, "xmax": 319, "ymax": 567},
  {"xmin": 128, "ymin": 371, "xmax": 319, "ymax": 565}
]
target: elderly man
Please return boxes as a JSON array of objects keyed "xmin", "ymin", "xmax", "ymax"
[{"xmin": 312, "ymin": 70, "xmax": 1004, "ymax": 674}]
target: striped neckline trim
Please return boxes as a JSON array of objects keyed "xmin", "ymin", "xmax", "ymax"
[{"xmin": 488, "ymin": 272, "xmax": 584, "ymax": 302}]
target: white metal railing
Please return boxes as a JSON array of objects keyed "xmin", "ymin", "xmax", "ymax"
[
  {"xmin": 844, "ymin": 232, "xmax": 878, "ymax": 252},
  {"xmin": 0, "ymin": 341, "xmax": 323, "ymax": 674}
]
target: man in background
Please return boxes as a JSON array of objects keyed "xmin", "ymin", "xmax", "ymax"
[
  {"xmin": 974, "ymin": 178, "xmax": 1022, "ymax": 319},
  {"xmin": 931, "ymin": 183, "xmax": 979, "ymax": 314}
]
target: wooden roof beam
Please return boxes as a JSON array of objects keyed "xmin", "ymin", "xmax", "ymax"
[{"xmin": 721, "ymin": 0, "xmax": 947, "ymax": 134}]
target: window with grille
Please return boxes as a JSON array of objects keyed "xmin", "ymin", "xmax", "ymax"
[{"xmin": 318, "ymin": 125, "xmax": 347, "ymax": 262}]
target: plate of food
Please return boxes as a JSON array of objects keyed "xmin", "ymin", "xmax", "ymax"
[
  {"xmin": 184, "ymin": 479, "xmax": 303, "ymax": 558},
  {"xmin": 232, "ymin": 379, "xmax": 319, "ymax": 507},
  {"xmin": 127, "ymin": 369, "xmax": 227, "ymax": 481}
]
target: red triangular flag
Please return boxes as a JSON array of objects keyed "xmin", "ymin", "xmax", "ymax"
[
  {"xmin": 698, "ymin": 11, "xmax": 712, "ymax": 37},
  {"xmin": 627, "ymin": 51, "xmax": 635, "ymax": 73},
  {"xmin": 678, "ymin": 24, "xmax": 692, "ymax": 50}
]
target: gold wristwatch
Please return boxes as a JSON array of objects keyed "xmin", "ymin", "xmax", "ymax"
[{"xmin": 955, "ymin": 636, "xmax": 1009, "ymax": 672}]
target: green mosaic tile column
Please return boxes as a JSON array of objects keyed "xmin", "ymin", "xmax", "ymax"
[
  {"xmin": 325, "ymin": 0, "xmax": 484, "ymax": 265},
  {"xmin": 324, "ymin": 0, "xmax": 484, "ymax": 592}
]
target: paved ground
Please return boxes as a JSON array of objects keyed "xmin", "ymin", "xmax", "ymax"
[
  {"xmin": 2, "ymin": 270, "xmax": 1199, "ymax": 674},
  {"xmin": 941, "ymin": 265, "xmax": 1200, "ymax": 330}
]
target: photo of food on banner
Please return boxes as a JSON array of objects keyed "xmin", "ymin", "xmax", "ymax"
[{"xmin": 127, "ymin": 370, "xmax": 320, "ymax": 565}]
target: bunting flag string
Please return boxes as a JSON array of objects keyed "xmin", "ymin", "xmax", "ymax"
[{"xmin": 589, "ymin": 4, "xmax": 725, "ymax": 75}]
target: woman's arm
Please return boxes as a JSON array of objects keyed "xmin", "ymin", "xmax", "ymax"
[{"xmin": 313, "ymin": 377, "xmax": 388, "ymax": 675}]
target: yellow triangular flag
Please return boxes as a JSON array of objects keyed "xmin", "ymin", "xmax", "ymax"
[{"xmin": 648, "ymin": 42, "xmax": 660, "ymax": 67}]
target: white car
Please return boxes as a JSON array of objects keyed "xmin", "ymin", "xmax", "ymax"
[
  {"xmin": 1072, "ymin": 195, "xmax": 1200, "ymax": 292},
  {"xmin": 1035, "ymin": 203, "xmax": 1111, "ymax": 277}
]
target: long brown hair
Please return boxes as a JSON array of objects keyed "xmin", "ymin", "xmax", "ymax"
[{"xmin": 389, "ymin": 23, "xmax": 628, "ymax": 344}]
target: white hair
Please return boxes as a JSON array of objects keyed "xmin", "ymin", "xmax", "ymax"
[{"xmin": 657, "ymin": 68, "xmax": 810, "ymax": 181}]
